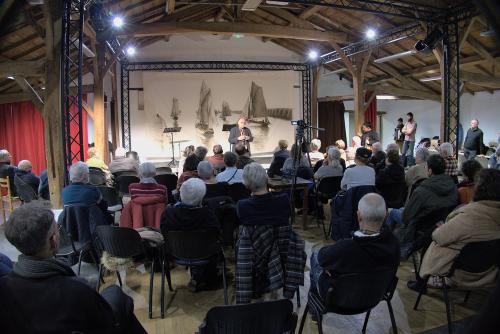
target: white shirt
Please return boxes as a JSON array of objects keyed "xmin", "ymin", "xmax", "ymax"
[
  {"xmin": 340, "ymin": 165, "xmax": 375, "ymax": 190},
  {"xmin": 216, "ymin": 167, "xmax": 244, "ymax": 184}
]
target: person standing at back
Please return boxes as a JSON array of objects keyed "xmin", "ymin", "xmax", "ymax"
[
  {"xmin": 402, "ymin": 112, "xmax": 417, "ymax": 167},
  {"xmin": 394, "ymin": 118, "xmax": 405, "ymax": 153},
  {"xmin": 463, "ymin": 119, "xmax": 484, "ymax": 160}
]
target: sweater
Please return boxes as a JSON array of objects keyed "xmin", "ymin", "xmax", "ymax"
[
  {"xmin": 161, "ymin": 204, "xmax": 220, "ymax": 232},
  {"xmin": 463, "ymin": 127, "xmax": 484, "ymax": 153},
  {"xmin": 237, "ymin": 192, "xmax": 291, "ymax": 226},
  {"xmin": 14, "ymin": 169, "xmax": 39, "ymax": 194},
  {"xmin": 340, "ymin": 165, "xmax": 375, "ymax": 190}
]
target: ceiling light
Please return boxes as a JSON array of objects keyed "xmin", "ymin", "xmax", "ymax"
[
  {"xmin": 126, "ymin": 46, "xmax": 136, "ymax": 56},
  {"xmin": 322, "ymin": 68, "xmax": 347, "ymax": 77},
  {"xmin": 7, "ymin": 76, "xmax": 14, "ymax": 80},
  {"xmin": 365, "ymin": 28, "xmax": 377, "ymax": 40},
  {"xmin": 41, "ymin": 86, "xmax": 46, "ymax": 90},
  {"xmin": 233, "ymin": 33, "xmax": 244, "ymax": 39},
  {"xmin": 266, "ymin": 0, "xmax": 289, "ymax": 4},
  {"xmin": 374, "ymin": 50, "xmax": 416, "ymax": 63},
  {"xmin": 112, "ymin": 16, "xmax": 124, "ymax": 28},
  {"xmin": 308, "ymin": 50, "xmax": 318, "ymax": 61},
  {"xmin": 376, "ymin": 95, "xmax": 397, "ymax": 100},
  {"xmin": 242, "ymin": 0, "xmax": 263, "ymax": 11},
  {"xmin": 419, "ymin": 76, "xmax": 441, "ymax": 82}
]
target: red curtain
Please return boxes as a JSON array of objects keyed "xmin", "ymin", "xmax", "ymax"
[
  {"xmin": 0, "ymin": 102, "xmax": 47, "ymax": 175},
  {"xmin": 364, "ymin": 91, "xmax": 377, "ymax": 130}
]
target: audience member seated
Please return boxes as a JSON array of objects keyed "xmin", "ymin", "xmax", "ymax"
[
  {"xmin": 0, "ymin": 149, "xmax": 16, "ymax": 196},
  {"xmin": 86, "ymin": 147, "xmax": 112, "ymax": 184},
  {"xmin": 370, "ymin": 142, "xmax": 386, "ymax": 167},
  {"xmin": 207, "ymin": 145, "xmax": 225, "ymax": 170},
  {"xmin": 121, "ymin": 162, "xmax": 167, "ymax": 229},
  {"xmin": 235, "ymin": 144, "xmax": 254, "ymax": 169},
  {"xmin": 388, "ymin": 155, "xmax": 458, "ymax": 245},
  {"xmin": 282, "ymin": 143, "xmax": 310, "ymax": 177},
  {"xmin": 409, "ymin": 169, "xmax": 500, "ymax": 292},
  {"xmin": 109, "ymin": 147, "xmax": 139, "ymax": 174},
  {"xmin": 268, "ymin": 139, "xmax": 290, "ymax": 177},
  {"xmin": 161, "ymin": 178, "xmax": 220, "ymax": 291},
  {"xmin": 334, "ymin": 139, "xmax": 347, "ymax": 162},
  {"xmin": 417, "ymin": 138, "xmax": 431, "ymax": 149},
  {"xmin": 126, "ymin": 151, "xmax": 140, "ymax": 163},
  {"xmin": 0, "ymin": 202, "xmax": 147, "ymax": 334},
  {"xmin": 405, "ymin": 147, "xmax": 430, "ymax": 191},
  {"xmin": 346, "ymin": 136, "xmax": 362, "ymax": 164},
  {"xmin": 309, "ymin": 138, "xmax": 324, "ymax": 162},
  {"xmin": 38, "ymin": 169, "xmax": 49, "ymax": 200},
  {"xmin": 62, "ymin": 161, "xmax": 109, "ymax": 215},
  {"xmin": 340, "ymin": 148, "xmax": 375, "ymax": 190},
  {"xmin": 237, "ymin": 163, "xmax": 290, "ymax": 226},
  {"xmin": 179, "ymin": 145, "xmax": 195, "ymax": 172},
  {"xmin": 430, "ymin": 136, "xmax": 441, "ymax": 151},
  {"xmin": 374, "ymin": 143, "xmax": 400, "ymax": 173},
  {"xmin": 376, "ymin": 150, "xmax": 406, "ymax": 208},
  {"xmin": 177, "ymin": 155, "xmax": 200, "ymax": 191},
  {"xmin": 314, "ymin": 147, "xmax": 344, "ymax": 181},
  {"xmin": 195, "ymin": 146, "xmax": 208, "ymax": 162},
  {"xmin": 15, "ymin": 160, "xmax": 39, "ymax": 194},
  {"xmin": 0, "ymin": 253, "xmax": 13, "ymax": 277},
  {"xmin": 439, "ymin": 142, "xmax": 459, "ymax": 184},
  {"xmin": 198, "ymin": 161, "xmax": 228, "ymax": 198},
  {"xmin": 489, "ymin": 146, "xmax": 500, "ymax": 170},
  {"xmin": 310, "ymin": 193, "xmax": 400, "ymax": 300},
  {"xmin": 360, "ymin": 122, "xmax": 380, "ymax": 147},
  {"xmin": 457, "ymin": 159, "xmax": 482, "ymax": 205},
  {"xmin": 216, "ymin": 152, "xmax": 244, "ymax": 184}
]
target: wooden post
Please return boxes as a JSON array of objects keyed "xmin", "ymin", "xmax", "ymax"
[
  {"xmin": 311, "ymin": 66, "xmax": 320, "ymax": 138},
  {"xmin": 43, "ymin": 0, "xmax": 65, "ymax": 208},
  {"xmin": 352, "ymin": 73, "xmax": 364, "ymax": 136},
  {"xmin": 93, "ymin": 43, "xmax": 109, "ymax": 163},
  {"xmin": 110, "ymin": 64, "xmax": 120, "ymax": 154}
]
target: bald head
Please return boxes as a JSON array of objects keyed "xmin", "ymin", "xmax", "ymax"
[{"xmin": 357, "ymin": 193, "xmax": 387, "ymax": 231}]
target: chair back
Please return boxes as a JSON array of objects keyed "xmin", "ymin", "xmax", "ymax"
[
  {"xmin": 156, "ymin": 166, "xmax": 173, "ymax": 175},
  {"xmin": 165, "ymin": 229, "xmax": 221, "ymax": 260},
  {"xmin": 115, "ymin": 175, "xmax": 140, "ymax": 196},
  {"xmin": 89, "ymin": 167, "xmax": 107, "ymax": 186},
  {"xmin": 199, "ymin": 299, "xmax": 297, "ymax": 334},
  {"xmin": 13, "ymin": 175, "xmax": 37, "ymax": 203},
  {"xmin": 205, "ymin": 182, "xmax": 229, "ymax": 199},
  {"xmin": 112, "ymin": 170, "xmax": 138, "ymax": 178},
  {"xmin": 96, "ymin": 225, "xmax": 144, "ymax": 258},
  {"xmin": 296, "ymin": 166, "xmax": 314, "ymax": 180},
  {"xmin": 267, "ymin": 156, "xmax": 287, "ymax": 177},
  {"xmin": 0, "ymin": 176, "xmax": 14, "ymax": 198},
  {"xmin": 59, "ymin": 204, "xmax": 111, "ymax": 243},
  {"xmin": 324, "ymin": 267, "xmax": 398, "ymax": 315},
  {"xmin": 97, "ymin": 186, "xmax": 122, "ymax": 207},
  {"xmin": 203, "ymin": 196, "xmax": 237, "ymax": 247},
  {"xmin": 154, "ymin": 173, "xmax": 178, "ymax": 203},
  {"xmin": 450, "ymin": 240, "xmax": 500, "ymax": 276},
  {"xmin": 228, "ymin": 183, "xmax": 250, "ymax": 203},
  {"xmin": 317, "ymin": 176, "xmax": 342, "ymax": 203}
]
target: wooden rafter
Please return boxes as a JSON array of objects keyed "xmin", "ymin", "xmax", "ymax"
[
  {"xmin": 0, "ymin": 60, "xmax": 45, "ymax": 77},
  {"xmin": 13, "ymin": 76, "xmax": 44, "ymax": 110}
]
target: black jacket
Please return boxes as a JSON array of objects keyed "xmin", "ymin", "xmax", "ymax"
[
  {"xmin": 361, "ymin": 130, "xmax": 380, "ymax": 147},
  {"xmin": 235, "ymin": 155, "xmax": 254, "ymax": 169},
  {"xmin": 161, "ymin": 203, "xmax": 220, "ymax": 232},
  {"xmin": 463, "ymin": 127, "xmax": 484, "ymax": 154},
  {"xmin": 237, "ymin": 192, "xmax": 291, "ymax": 226},
  {"xmin": 375, "ymin": 163, "xmax": 406, "ymax": 208},
  {"xmin": 0, "ymin": 162, "xmax": 16, "ymax": 196},
  {"xmin": 15, "ymin": 169, "xmax": 40, "ymax": 194},
  {"xmin": 370, "ymin": 151, "xmax": 387, "ymax": 167}
]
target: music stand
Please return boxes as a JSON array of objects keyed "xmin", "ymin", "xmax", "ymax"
[
  {"xmin": 223, "ymin": 124, "xmax": 237, "ymax": 152},
  {"xmin": 163, "ymin": 127, "xmax": 182, "ymax": 166}
]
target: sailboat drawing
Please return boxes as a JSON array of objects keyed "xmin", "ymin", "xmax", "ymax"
[
  {"xmin": 196, "ymin": 80, "xmax": 215, "ymax": 136},
  {"xmin": 242, "ymin": 82, "xmax": 270, "ymax": 126},
  {"xmin": 170, "ymin": 97, "xmax": 181, "ymax": 121}
]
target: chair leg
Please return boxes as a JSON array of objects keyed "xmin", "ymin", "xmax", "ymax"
[
  {"xmin": 463, "ymin": 291, "xmax": 471, "ymax": 305},
  {"xmin": 164, "ymin": 258, "xmax": 173, "ymax": 291},
  {"xmin": 298, "ymin": 303, "xmax": 309, "ymax": 334},
  {"xmin": 362, "ymin": 310, "xmax": 371, "ymax": 334},
  {"xmin": 161, "ymin": 250, "xmax": 166, "ymax": 319},
  {"xmin": 387, "ymin": 300, "xmax": 398, "ymax": 334},
  {"xmin": 412, "ymin": 253, "xmax": 419, "ymax": 279},
  {"xmin": 316, "ymin": 309, "xmax": 323, "ymax": 334},
  {"xmin": 77, "ymin": 250, "xmax": 84, "ymax": 275},
  {"xmin": 116, "ymin": 270, "xmax": 123, "ymax": 287},
  {"xmin": 442, "ymin": 278, "xmax": 453, "ymax": 334},
  {"xmin": 149, "ymin": 257, "xmax": 155, "ymax": 319},
  {"xmin": 296, "ymin": 287, "xmax": 301, "ymax": 308},
  {"xmin": 413, "ymin": 276, "xmax": 430, "ymax": 310},
  {"xmin": 222, "ymin": 256, "xmax": 228, "ymax": 305}
]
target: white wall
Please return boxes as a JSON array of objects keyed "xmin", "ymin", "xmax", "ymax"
[{"xmin": 461, "ymin": 91, "xmax": 500, "ymax": 145}]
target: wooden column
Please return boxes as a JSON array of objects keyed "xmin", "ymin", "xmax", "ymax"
[
  {"xmin": 43, "ymin": 0, "xmax": 65, "ymax": 208},
  {"xmin": 93, "ymin": 43, "xmax": 109, "ymax": 163},
  {"xmin": 311, "ymin": 66, "xmax": 320, "ymax": 138},
  {"xmin": 110, "ymin": 64, "xmax": 120, "ymax": 154},
  {"xmin": 352, "ymin": 73, "xmax": 364, "ymax": 136}
]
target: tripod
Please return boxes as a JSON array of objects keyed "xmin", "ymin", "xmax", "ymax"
[{"xmin": 163, "ymin": 127, "xmax": 181, "ymax": 167}]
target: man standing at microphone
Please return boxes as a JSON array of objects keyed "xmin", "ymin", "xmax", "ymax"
[{"xmin": 229, "ymin": 117, "xmax": 254, "ymax": 155}]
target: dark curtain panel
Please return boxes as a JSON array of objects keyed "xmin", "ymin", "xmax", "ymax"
[{"xmin": 317, "ymin": 101, "xmax": 346, "ymax": 148}]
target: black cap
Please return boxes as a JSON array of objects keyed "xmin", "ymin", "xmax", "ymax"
[{"xmin": 356, "ymin": 147, "xmax": 372, "ymax": 159}]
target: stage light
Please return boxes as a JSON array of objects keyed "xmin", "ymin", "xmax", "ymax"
[
  {"xmin": 7, "ymin": 75, "xmax": 14, "ymax": 80},
  {"xmin": 414, "ymin": 28, "xmax": 443, "ymax": 52},
  {"xmin": 365, "ymin": 28, "xmax": 377, "ymax": 40},
  {"xmin": 376, "ymin": 95, "xmax": 397, "ymax": 100},
  {"xmin": 374, "ymin": 50, "xmax": 416, "ymax": 63},
  {"xmin": 419, "ymin": 76, "xmax": 441, "ymax": 82},
  {"xmin": 308, "ymin": 50, "xmax": 318, "ymax": 61},
  {"xmin": 126, "ymin": 46, "xmax": 136, "ymax": 56},
  {"xmin": 112, "ymin": 16, "xmax": 124, "ymax": 28}
]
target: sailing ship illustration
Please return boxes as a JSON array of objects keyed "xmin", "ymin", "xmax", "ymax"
[
  {"xmin": 242, "ymin": 81, "xmax": 270, "ymax": 126},
  {"xmin": 170, "ymin": 97, "xmax": 181, "ymax": 121},
  {"xmin": 196, "ymin": 80, "xmax": 215, "ymax": 136}
]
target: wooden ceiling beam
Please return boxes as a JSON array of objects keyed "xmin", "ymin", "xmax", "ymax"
[
  {"xmin": 167, "ymin": 0, "xmax": 176, "ymax": 14},
  {"xmin": 120, "ymin": 21, "xmax": 347, "ymax": 42},
  {"xmin": 13, "ymin": 76, "xmax": 44, "ymax": 110},
  {"xmin": 466, "ymin": 36, "xmax": 499, "ymax": 65},
  {"xmin": 373, "ymin": 62, "xmax": 436, "ymax": 93},
  {"xmin": 461, "ymin": 71, "xmax": 500, "ymax": 88},
  {"xmin": 298, "ymin": 6, "xmax": 321, "ymax": 19},
  {"xmin": 0, "ymin": 92, "xmax": 31, "ymax": 105},
  {"xmin": 372, "ymin": 86, "xmax": 440, "ymax": 101},
  {"xmin": 0, "ymin": 0, "xmax": 16, "ymax": 26},
  {"xmin": 0, "ymin": 60, "xmax": 45, "ymax": 77}
]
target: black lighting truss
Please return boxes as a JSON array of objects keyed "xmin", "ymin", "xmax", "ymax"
[
  {"xmin": 61, "ymin": 0, "xmax": 92, "ymax": 183},
  {"xmin": 443, "ymin": 21, "xmax": 460, "ymax": 158},
  {"xmin": 120, "ymin": 61, "xmax": 312, "ymax": 151}
]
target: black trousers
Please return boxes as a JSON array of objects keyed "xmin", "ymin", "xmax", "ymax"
[{"xmin": 100, "ymin": 285, "xmax": 147, "ymax": 334}]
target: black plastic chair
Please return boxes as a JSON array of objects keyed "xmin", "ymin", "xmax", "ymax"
[
  {"xmin": 228, "ymin": 183, "xmax": 250, "ymax": 203},
  {"xmin": 198, "ymin": 299, "xmax": 297, "ymax": 334},
  {"xmin": 203, "ymin": 196, "xmax": 238, "ymax": 247},
  {"xmin": 154, "ymin": 173, "xmax": 178, "ymax": 204},
  {"xmin": 89, "ymin": 167, "xmax": 107, "ymax": 186},
  {"xmin": 205, "ymin": 182, "xmax": 230, "ymax": 199},
  {"xmin": 315, "ymin": 176, "xmax": 342, "ymax": 238},
  {"xmin": 298, "ymin": 268, "xmax": 399, "ymax": 334},
  {"xmin": 414, "ymin": 240, "xmax": 500, "ymax": 334},
  {"xmin": 97, "ymin": 186, "xmax": 123, "ymax": 220},
  {"xmin": 13, "ymin": 175, "xmax": 38, "ymax": 203},
  {"xmin": 95, "ymin": 225, "xmax": 171, "ymax": 319},
  {"xmin": 112, "ymin": 170, "xmax": 138, "ymax": 178},
  {"xmin": 267, "ymin": 156, "xmax": 288, "ymax": 177},
  {"xmin": 115, "ymin": 175, "xmax": 140, "ymax": 197},
  {"xmin": 156, "ymin": 166, "xmax": 173, "ymax": 175},
  {"xmin": 163, "ymin": 229, "xmax": 228, "ymax": 305}
]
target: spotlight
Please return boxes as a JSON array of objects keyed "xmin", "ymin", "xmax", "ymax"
[
  {"xmin": 112, "ymin": 16, "xmax": 124, "ymax": 28},
  {"xmin": 365, "ymin": 28, "xmax": 377, "ymax": 40},
  {"xmin": 7, "ymin": 76, "xmax": 14, "ymax": 80},
  {"xmin": 126, "ymin": 46, "xmax": 136, "ymax": 56},
  {"xmin": 308, "ymin": 50, "xmax": 318, "ymax": 61},
  {"xmin": 414, "ymin": 28, "xmax": 444, "ymax": 52}
]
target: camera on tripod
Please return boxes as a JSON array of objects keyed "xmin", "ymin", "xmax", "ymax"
[{"xmin": 291, "ymin": 120, "xmax": 307, "ymax": 128}]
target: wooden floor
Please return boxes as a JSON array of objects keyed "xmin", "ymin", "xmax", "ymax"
[{"xmin": 93, "ymin": 220, "xmax": 487, "ymax": 334}]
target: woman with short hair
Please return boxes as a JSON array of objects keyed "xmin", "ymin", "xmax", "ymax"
[
  {"xmin": 314, "ymin": 147, "xmax": 344, "ymax": 181},
  {"xmin": 439, "ymin": 142, "xmax": 459, "ymax": 184}
]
